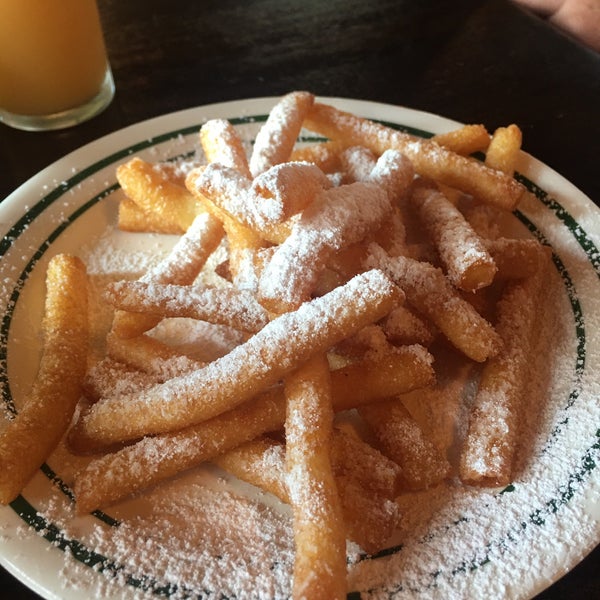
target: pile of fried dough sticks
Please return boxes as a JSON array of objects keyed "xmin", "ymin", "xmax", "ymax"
[{"xmin": 0, "ymin": 91, "xmax": 552, "ymax": 599}]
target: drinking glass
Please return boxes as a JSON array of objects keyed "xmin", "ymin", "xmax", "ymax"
[{"xmin": 0, "ymin": 0, "xmax": 115, "ymax": 131}]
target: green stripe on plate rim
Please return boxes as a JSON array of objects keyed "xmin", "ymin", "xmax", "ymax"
[{"xmin": 0, "ymin": 115, "xmax": 598, "ymax": 598}]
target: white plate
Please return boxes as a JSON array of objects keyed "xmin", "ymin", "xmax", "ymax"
[{"xmin": 0, "ymin": 97, "xmax": 599, "ymax": 599}]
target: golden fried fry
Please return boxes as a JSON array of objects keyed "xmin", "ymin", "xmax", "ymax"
[
  {"xmin": 252, "ymin": 161, "xmax": 332, "ymax": 220},
  {"xmin": 332, "ymin": 428, "xmax": 404, "ymax": 551},
  {"xmin": 105, "ymin": 280, "xmax": 269, "ymax": 333},
  {"xmin": 190, "ymin": 160, "xmax": 329, "ymax": 233},
  {"xmin": 74, "ymin": 387, "xmax": 287, "ymax": 512},
  {"xmin": 81, "ymin": 357, "xmax": 161, "ymax": 402},
  {"xmin": 381, "ymin": 305, "xmax": 437, "ymax": 347},
  {"xmin": 217, "ymin": 431, "xmax": 402, "ymax": 554},
  {"xmin": 409, "ymin": 182, "xmax": 497, "ymax": 292},
  {"xmin": 330, "ymin": 344, "xmax": 435, "ymax": 411},
  {"xmin": 105, "ymin": 332, "xmax": 204, "ymax": 379},
  {"xmin": 285, "ymin": 354, "xmax": 346, "ymax": 600},
  {"xmin": 0, "ymin": 255, "xmax": 88, "ymax": 503},
  {"xmin": 290, "ymin": 140, "xmax": 346, "ymax": 173},
  {"xmin": 250, "ymin": 90, "xmax": 315, "ymax": 176},
  {"xmin": 116, "ymin": 157, "xmax": 201, "ymax": 231},
  {"xmin": 257, "ymin": 183, "xmax": 393, "ymax": 312},
  {"xmin": 432, "ymin": 124, "xmax": 490, "ymax": 155},
  {"xmin": 304, "ymin": 102, "xmax": 525, "ymax": 210},
  {"xmin": 367, "ymin": 149, "xmax": 415, "ymax": 202},
  {"xmin": 339, "ymin": 145, "xmax": 377, "ymax": 182},
  {"xmin": 335, "ymin": 475, "xmax": 401, "ymax": 555},
  {"xmin": 185, "ymin": 166, "xmax": 266, "ymax": 289},
  {"xmin": 215, "ymin": 437, "xmax": 290, "ymax": 500},
  {"xmin": 485, "ymin": 124, "xmax": 523, "ymax": 175},
  {"xmin": 459, "ymin": 249, "xmax": 549, "ymax": 486},
  {"xmin": 368, "ymin": 246, "xmax": 502, "ymax": 362},
  {"xmin": 200, "ymin": 118, "xmax": 252, "ymax": 178},
  {"xmin": 330, "ymin": 426, "xmax": 401, "ymax": 498},
  {"xmin": 485, "ymin": 237, "xmax": 549, "ymax": 280}
]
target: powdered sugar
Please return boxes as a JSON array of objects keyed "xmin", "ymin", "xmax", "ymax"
[
  {"xmin": 39, "ymin": 470, "xmax": 295, "ymax": 599},
  {"xmin": 258, "ymin": 182, "xmax": 392, "ymax": 309},
  {"xmin": 104, "ymin": 280, "xmax": 270, "ymax": 333}
]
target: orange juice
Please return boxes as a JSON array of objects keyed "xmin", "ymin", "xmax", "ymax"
[{"xmin": 0, "ymin": 0, "xmax": 110, "ymax": 116}]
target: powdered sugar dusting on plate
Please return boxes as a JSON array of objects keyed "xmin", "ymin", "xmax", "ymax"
[{"xmin": 38, "ymin": 469, "xmax": 295, "ymax": 599}]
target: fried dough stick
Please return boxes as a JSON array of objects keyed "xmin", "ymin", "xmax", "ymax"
[
  {"xmin": 217, "ymin": 427, "xmax": 401, "ymax": 506},
  {"xmin": 111, "ymin": 211, "xmax": 225, "ymax": 338},
  {"xmin": 329, "ymin": 425, "xmax": 401, "ymax": 497},
  {"xmin": 330, "ymin": 344, "xmax": 434, "ymax": 410},
  {"xmin": 249, "ymin": 90, "xmax": 315, "ymax": 176},
  {"xmin": 257, "ymin": 150, "xmax": 412, "ymax": 312},
  {"xmin": 459, "ymin": 250, "xmax": 548, "ymax": 486},
  {"xmin": 381, "ymin": 305, "xmax": 437, "ymax": 347},
  {"xmin": 285, "ymin": 355, "xmax": 346, "ymax": 600},
  {"xmin": 74, "ymin": 387, "xmax": 285, "ymax": 513},
  {"xmin": 367, "ymin": 246, "xmax": 502, "ymax": 362},
  {"xmin": 329, "ymin": 427, "xmax": 402, "ymax": 552},
  {"xmin": 104, "ymin": 280, "xmax": 270, "ymax": 333},
  {"xmin": 303, "ymin": 102, "xmax": 525, "ymax": 210},
  {"xmin": 216, "ymin": 437, "xmax": 290, "ymax": 502},
  {"xmin": 0, "ymin": 255, "xmax": 88, "ymax": 503},
  {"xmin": 431, "ymin": 124, "xmax": 490, "ymax": 156},
  {"xmin": 196, "ymin": 117, "xmax": 270, "ymax": 288},
  {"xmin": 290, "ymin": 140, "xmax": 346, "ymax": 174},
  {"xmin": 116, "ymin": 157, "xmax": 200, "ymax": 232},
  {"xmin": 339, "ymin": 145, "xmax": 377, "ymax": 183},
  {"xmin": 409, "ymin": 182, "xmax": 497, "ymax": 292},
  {"xmin": 485, "ymin": 237, "xmax": 549, "ymax": 281},
  {"xmin": 484, "ymin": 124, "xmax": 523, "ymax": 176},
  {"xmin": 81, "ymin": 333, "xmax": 208, "ymax": 404},
  {"xmin": 78, "ymin": 270, "xmax": 403, "ymax": 445},
  {"xmin": 189, "ymin": 161, "xmax": 330, "ymax": 239},
  {"xmin": 200, "ymin": 118, "xmax": 252, "ymax": 178},
  {"xmin": 105, "ymin": 332, "xmax": 205, "ymax": 379},
  {"xmin": 72, "ymin": 344, "xmax": 434, "ymax": 513},
  {"xmin": 81, "ymin": 357, "xmax": 163, "ymax": 402}
]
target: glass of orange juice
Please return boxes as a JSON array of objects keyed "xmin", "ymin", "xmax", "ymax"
[{"xmin": 0, "ymin": 0, "xmax": 115, "ymax": 131}]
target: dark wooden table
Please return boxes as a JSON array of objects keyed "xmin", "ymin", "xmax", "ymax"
[{"xmin": 1, "ymin": 1, "xmax": 598, "ymax": 598}]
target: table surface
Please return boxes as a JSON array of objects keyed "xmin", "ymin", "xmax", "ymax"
[{"xmin": 1, "ymin": 0, "xmax": 598, "ymax": 598}]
